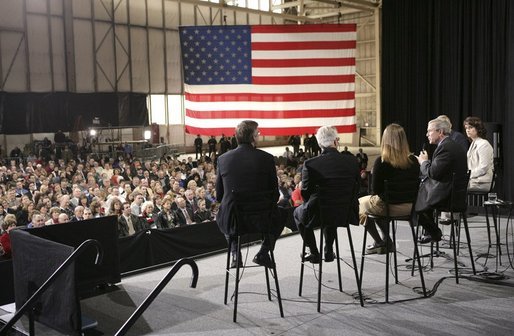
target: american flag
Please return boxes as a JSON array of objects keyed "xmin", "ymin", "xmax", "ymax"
[{"xmin": 179, "ymin": 24, "xmax": 356, "ymax": 136}]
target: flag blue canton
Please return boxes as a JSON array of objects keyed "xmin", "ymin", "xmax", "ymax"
[{"xmin": 179, "ymin": 26, "xmax": 252, "ymax": 85}]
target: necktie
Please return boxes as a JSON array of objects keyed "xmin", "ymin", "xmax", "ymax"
[
  {"xmin": 126, "ymin": 216, "xmax": 135, "ymax": 235},
  {"xmin": 183, "ymin": 209, "xmax": 191, "ymax": 224}
]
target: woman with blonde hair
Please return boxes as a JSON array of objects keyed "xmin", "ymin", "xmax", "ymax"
[{"xmin": 359, "ymin": 123, "xmax": 420, "ymax": 254}]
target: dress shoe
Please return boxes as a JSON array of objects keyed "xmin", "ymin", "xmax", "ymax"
[
  {"xmin": 230, "ymin": 253, "xmax": 243, "ymax": 268},
  {"xmin": 438, "ymin": 218, "xmax": 452, "ymax": 225},
  {"xmin": 324, "ymin": 249, "xmax": 336, "ymax": 262},
  {"xmin": 302, "ymin": 252, "xmax": 321, "ymax": 264},
  {"xmin": 419, "ymin": 231, "xmax": 442, "ymax": 244},
  {"xmin": 230, "ymin": 258, "xmax": 243, "ymax": 269},
  {"xmin": 253, "ymin": 252, "xmax": 274, "ymax": 268}
]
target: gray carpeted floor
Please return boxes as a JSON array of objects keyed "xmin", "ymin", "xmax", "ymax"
[{"xmin": 3, "ymin": 214, "xmax": 514, "ymax": 335}]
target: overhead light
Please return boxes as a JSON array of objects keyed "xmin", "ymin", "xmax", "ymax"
[{"xmin": 90, "ymin": 129, "xmax": 97, "ymax": 136}]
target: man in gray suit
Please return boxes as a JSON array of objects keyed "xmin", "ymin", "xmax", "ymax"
[
  {"xmin": 415, "ymin": 118, "xmax": 468, "ymax": 243},
  {"xmin": 216, "ymin": 120, "xmax": 281, "ymax": 268}
]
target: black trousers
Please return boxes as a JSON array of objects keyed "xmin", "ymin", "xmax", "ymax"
[{"xmin": 293, "ymin": 204, "xmax": 336, "ymax": 253}]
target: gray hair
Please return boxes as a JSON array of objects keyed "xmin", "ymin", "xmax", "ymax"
[
  {"xmin": 428, "ymin": 118, "xmax": 451, "ymax": 136},
  {"xmin": 316, "ymin": 126, "xmax": 338, "ymax": 148},
  {"xmin": 235, "ymin": 120, "xmax": 258, "ymax": 144}
]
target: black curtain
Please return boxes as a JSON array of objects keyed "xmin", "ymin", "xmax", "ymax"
[
  {"xmin": 382, "ymin": 0, "xmax": 514, "ymax": 200},
  {"xmin": 0, "ymin": 92, "xmax": 148, "ymax": 134}
]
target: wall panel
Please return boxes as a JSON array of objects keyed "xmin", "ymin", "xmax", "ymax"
[
  {"xmin": 26, "ymin": 14, "xmax": 52, "ymax": 91},
  {"xmin": 130, "ymin": 27, "xmax": 149, "ymax": 92},
  {"xmin": 74, "ymin": 20, "xmax": 95, "ymax": 91},
  {"xmin": 51, "ymin": 18, "xmax": 67, "ymax": 91}
]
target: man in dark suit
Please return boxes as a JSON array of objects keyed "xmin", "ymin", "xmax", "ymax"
[
  {"xmin": 118, "ymin": 202, "xmax": 148, "ymax": 237},
  {"xmin": 194, "ymin": 134, "xmax": 203, "ymax": 159},
  {"xmin": 216, "ymin": 120, "xmax": 281, "ymax": 268},
  {"xmin": 175, "ymin": 196, "xmax": 194, "ymax": 227},
  {"xmin": 415, "ymin": 118, "xmax": 468, "ymax": 243},
  {"xmin": 294, "ymin": 126, "xmax": 360, "ymax": 263}
]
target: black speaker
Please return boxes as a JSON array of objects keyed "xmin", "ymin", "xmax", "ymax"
[{"xmin": 484, "ymin": 122, "xmax": 501, "ymax": 159}]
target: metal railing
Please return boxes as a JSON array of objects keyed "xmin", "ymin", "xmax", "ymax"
[{"xmin": 115, "ymin": 258, "xmax": 199, "ymax": 336}]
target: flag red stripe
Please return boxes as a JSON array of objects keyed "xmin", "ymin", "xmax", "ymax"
[
  {"xmin": 251, "ymin": 24, "xmax": 357, "ymax": 34},
  {"xmin": 185, "ymin": 108, "xmax": 356, "ymax": 119},
  {"xmin": 252, "ymin": 41, "xmax": 356, "ymax": 51},
  {"xmin": 186, "ymin": 124, "xmax": 357, "ymax": 136},
  {"xmin": 252, "ymin": 58, "xmax": 355, "ymax": 67},
  {"xmin": 185, "ymin": 91, "xmax": 354, "ymax": 102},
  {"xmin": 252, "ymin": 75, "xmax": 355, "ymax": 85}
]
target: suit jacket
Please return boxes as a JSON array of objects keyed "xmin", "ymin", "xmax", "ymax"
[
  {"xmin": 175, "ymin": 207, "xmax": 194, "ymax": 227},
  {"xmin": 118, "ymin": 214, "xmax": 148, "ymax": 237},
  {"xmin": 216, "ymin": 143, "xmax": 279, "ymax": 236},
  {"xmin": 300, "ymin": 147, "xmax": 360, "ymax": 228},
  {"xmin": 416, "ymin": 137, "xmax": 468, "ymax": 212},
  {"xmin": 467, "ymin": 137, "xmax": 494, "ymax": 184}
]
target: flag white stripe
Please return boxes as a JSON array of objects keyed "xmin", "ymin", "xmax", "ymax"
[
  {"xmin": 252, "ymin": 49, "xmax": 355, "ymax": 59},
  {"xmin": 252, "ymin": 66, "xmax": 356, "ymax": 77},
  {"xmin": 252, "ymin": 32, "xmax": 356, "ymax": 43},
  {"xmin": 184, "ymin": 83, "xmax": 355, "ymax": 94},
  {"xmin": 185, "ymin": 116, "xmax": 356, "ymax": 128},
  {"xmin": 184, "ymin": 100, "xmax": 355, "ymax": 111}
]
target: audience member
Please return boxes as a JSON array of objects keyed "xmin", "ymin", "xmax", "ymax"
[
  {"xmin": 118, "ymin": 202, "xmax": 146, "ymax": 237},
  {"xmin": 358, "ymin": 124, "xmax": 419, "ymax": 254},
  {"xmin": 155, "ymin": 197, "xmax": 177, "ymax": 229},
  {"xmin": 464, "ymin": 116, "xmax": 494, "ymax": 192},
  {"xmin": 0, "ymin": 214, "xmax": 17, "ymax": 259},
  {"xmin": 175, "ymin": 196, "xmax": 194, "ymax": 226},
  {"xmin": 415, "ymin": 118, "xmax": 468, "ymax": 243},
  {"xmin": 294, "ymin": 126, "xmax": 359, "ymax": 263}
]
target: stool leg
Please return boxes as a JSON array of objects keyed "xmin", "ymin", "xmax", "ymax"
[
  {"xmin": 392, "ymin": 221, "xmax": 398, "ymax": 285},
  {"xmin": 347, "ymin": 225, "xmax": 364, "ymax": 307},
  {"xmin": 450, "ymin": 214, "xmax": 459, "ymax": 284},
  {"xmin": 385, "ymin": 221, "xmax": 390, "ymax": 303},
  {"xmin": 410, "ymin": 221, "xmax": 427, "ymax": 297},
  {"xmin": 317, "ymin": 227, "xmax": 324, "ymax": 313},
  {"xmin": 335, "ymin": 233, "xmax": 343, "ymax": 292},
  {"xmin": 224, "ymin": 237, "xmax": 233, "ymax": 305},
  {"xmin": 265, "ymin": 264, "xmax": 272, "ymax": 301},
  {"xmin": 233, "ymin": 237, "xmax": 242, "ymax": 322},
  {"xmin": 462, "ymin": 216, "xmax": 476, "ymax": 275},
  {"xmin": 299, "ymin": 241, "xmax": 306, "ymax": 297},
  {"xmin": 360, "ymin": 226, "xmax": 368, "ymax": 288},
  {"xmin": 411, "ymin": 224, "xmax": 419, "ymax": 276},
  {"xmin": 269, "ymin": 250, "xmax": 284, "ymax": 317}
]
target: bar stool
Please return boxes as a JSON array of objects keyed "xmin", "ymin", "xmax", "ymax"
[
  {"xmin": 416, "ymin": 171, "xmax": 476, "ymax": 283},
  {"xmin": 298, "ymin": 181, "xmax": 364, "ymax": 312},
  {"xmin": 360, "ymin": 180, "xmax": 427, "ymax": 303},
  {"xmin": 224, "ymin": 190, "xmax": 284, "ymax": 322}
]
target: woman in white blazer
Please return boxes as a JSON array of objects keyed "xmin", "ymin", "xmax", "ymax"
[{"xmin": 464, "ymin": 117, "xmax": 494, "ymax": 192}]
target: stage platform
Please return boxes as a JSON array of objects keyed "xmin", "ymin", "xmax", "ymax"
[{"xmin": 2, "ymin": 214, "xmax": 513, "ymax": 335}]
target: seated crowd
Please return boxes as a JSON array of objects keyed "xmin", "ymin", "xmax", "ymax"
[{"xmin": 1, "ymin": 134, "xmax": 340, "ymax": 260}]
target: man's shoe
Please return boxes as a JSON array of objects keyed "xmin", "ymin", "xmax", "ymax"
[
  {"xmin": 230, "ymin": 253, "xmax": 243, "ymax": 268},
  {"xmin": 302, "ymin": 252, "xmax": 321, "ymax": 264},
  {"xmin": 230, "ymin": 258, "xmax": 243, "ymax": 269},
  {"xmin": 253, "ymin": 252, "xmax": 274, "ymax": 268},
  {"xmin": 324, "ymin": 249, "xmax": 336, "ymax": 262},
  {"xmin": 439, "ymin": 218, "xmax": 452, "ymax": 225},
  {"xmin": 419, "ymin": 232, "xmax": 442, "ymax": 244}
]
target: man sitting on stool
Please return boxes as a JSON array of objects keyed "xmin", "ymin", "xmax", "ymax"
[
  {"xmin": 415, "ymin": 118, "xmax": 468, "ymax": 243},
  {"xmin": 216, "ymin": 120, "xmax": 283, "ymax": 268},
  {"xmin": 294, "ymin": 126, "xmax": 360, "ymax": 263}
]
